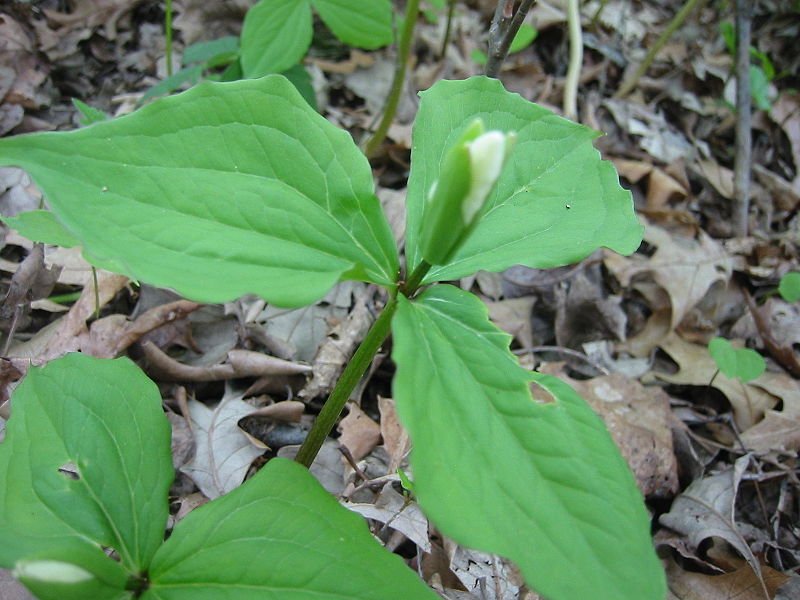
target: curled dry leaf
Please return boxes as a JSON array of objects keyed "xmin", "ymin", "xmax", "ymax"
[
  {"xmin": 745, "ymin": 293, "xmax": 800, "ymax": 378},
  {"xmin": 606, "ymin": 218, "xmax": 732, "ymax": 336},
  {"xmin": 245, "ymin": 400, "xmax": 304, "ymax": 423},
  {"xmin": 346, "ymin": 485, "xmax": 430, "ymax": 554},
  {"xmin": 740, "ymin": 374, "xmax": 800, "ymax": 454},
  {"xmin": 660, "ymin": 455, "xmax": 768, "ymax": 594},
  {"xmin": 141, "ymin": 341, "xmax": 311, "ymax": 382},
  {"xmin": 79, "ymin": 299, "xmax": 202, "ymax": 358}
]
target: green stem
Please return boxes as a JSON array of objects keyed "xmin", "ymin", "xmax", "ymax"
[
  {"xmin": 363, "ymin": 0, "xmax": 420, "ymax": 158},
  {"xmin": 165, "ymin": 0, "xmax": 173, "ymax": 77},
  {"xmin": 295, "ymin": 298, "xmax": 399, "ymax": 467},
  {"xmin": 614, "ymin": 0, "xmax": 706, "ymax": 98},
  {"xmin": 439, "ymin": 0, "xmax": 457, "ymax": 59},
  {"xmin": 400, "ymin": 259, "xmax": 432, "ymax": 297}
]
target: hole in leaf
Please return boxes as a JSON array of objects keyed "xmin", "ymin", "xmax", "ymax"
[
  {"xmin": 57, "ymin": 461, "xmax": 80, "ymax": 480},
  {"xmin": 529, "ymin": 381, "xmax": 557, "ymax": 404}
]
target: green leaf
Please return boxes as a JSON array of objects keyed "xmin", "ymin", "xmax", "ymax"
[
  {"xmin": 311, "ymin": 0, "xmax": 393, "ymax": 49},
  {"xmin": 13, "ymin": 545, "xmax": 132, "ymax": 600},
  {"xmin": 145, "ymin": 458, "xmax": 438, "ymax": 600},
  {"xmin": 471, "ymin": 48, "xmax": 487, "ymax": 64},
  {"xmin": 708, "ymin": 337, "xmax": 766, "ymax": 382},
  {"xmin": 391, "ymin": 285, "xmax": 665, "ymax": 600},
  {"xmin": 240, "ymin": 0, "xmax": 313, "ymax": 76},
  {"xmin": 750, "ymin": 65, "xmax": 773, "ymax": 110},
  {"xmin": 0, "ymin": 354, "xmax": 173, "ymax": 572},
  {"xmin": 0, "ymin": 75, "xmax": 399, "ymax": 306},
  {"xmin": 280, "ymin": 63, "xmax": 317, "ymax": 110},
  {"xmin": 779, "ymin": 271, "xmax": 800, "ymax": 302},
  {"xmin": 182, "ymin": 36, "xmax": 239, "ymax": 65},
  {"xmin": 405, "ymin": 77, "xmax": 643, "ymax": 283},
  {"xmin": 508, "ymin": 23, "xmax": 538, "ymax": 54},
  {"xmin": 139, "ymin": 64, "xmax": 205, "ymax": 103},
  {"xmin": 3, "ymin": 210, "xmax": 82, "ymax": 247},
  {"xmin": 71, "ymin": 99, "xmax": 109, "ymax": 126}
]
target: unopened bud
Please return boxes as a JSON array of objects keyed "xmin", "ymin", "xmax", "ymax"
[{"xmin": 420, "ymin": 119, "xmax": 515, "ymax": 265}]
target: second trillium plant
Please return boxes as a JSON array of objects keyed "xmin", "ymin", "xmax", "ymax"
[{"xmin": 0, "ymin": 75, "xmax": 666, "ymax": 600}]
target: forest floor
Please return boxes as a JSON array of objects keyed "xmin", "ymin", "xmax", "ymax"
[{"xmin": 1, "ymin": 1, "xmax": 799, "ymax": 599}]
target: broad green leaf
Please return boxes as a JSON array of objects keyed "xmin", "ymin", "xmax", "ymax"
[
  {"xmin": 183, "ymin": 36, "xmax": 239, "ymax": 65},
  {"xmin": 708, "ymin": 337, "xmax": 766, "ymax": 382},
  {"xmin": 3, "ymin": 210, "xmax": 82, "ymax": 247},
  {"xmin": 280, "ymin": 63, "xmax": 317, "ymax": 110},
  {"xmin": 405, "ymin": 77, "xmax": 643, "ymax": 283},
  {"xmin": 0, "ymin": 354, "xmax": 173, "ymax": 573},
  {"xmin": 12, "ymin": 545, "xmax": 132, "ymax": 600},
  {"xmin": 0, "ymin": 75, "xmax": 399, "ymax": 306},
  {"xmin": 779, "ymin": 271, "xmax": 800, "ymax": 302},
  {"xmin": 145, "ymin": 458, "xmax": 438, "ymax": 600},
  {"xmin": 240, "ymin": 0, "xmax": 312, "ymax": 76},
  {"xmin": 311, "ymin": 0, "xmax": 393, "ymax": 49},
  {"xmin": 392, "ymin": 285, "xmax": 665, "ymax": 600}
]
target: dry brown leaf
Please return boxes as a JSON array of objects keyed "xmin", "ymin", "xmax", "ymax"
[
  {"xmin": 740, "ymin": 373, "xmax": 800, "ymax": 453},
  {"xmin": 660, "ymin": 456, "xmax": 768, "ymax": 593},
  {"xmin": 78, "ymin": 299, "xmax": 202, "ymax": 358},
  {"xmin": 654, "ymin": 332, "xmax": 778, "ymax": 429},
  {"xmin": 539, "ymin": 363, "xmax": 679, "ymax": 497},
  {"xmin": 338, "ymin": 402, "xmax": 381, "ymax": 462},
  {"xmin": 308, "ymin": 49, "xmax": 375, "ymax": 74},
  {"xmin": 299, "ymin": 290, "xmax": 374, "ymax": 400},
  {"xmin": 695, "ymin": 159, "xmax": 735, "ymax": 200},
  {"xmin": 746, "ymin": 295, "xmax": 800, "ymax": 378},
  {"xmin": 141, "ymin": 342, "xmax": 311, "ymax": 382},
  {"xmin": 606, "ymin": 218, "xmax": 732, "ymax": 331},
  {"xmin": 180, "ymin": 393, "xmax": 266, "ymax": 500},
  {"xmin": 486, "ymin": 296, "xmax": 536, "ymax": 348},
  {"xmin": 665, "ymin": 556, "xmax": 788, "ymax": 600},
  {"xmin": 43, "ymin": 0, "xmax": 142, "ymax": 40},
  {"xmin": 6, "ymin": 271, "xmax": 128, "ymax": 361},
  {"xmin": 555, "ymin": 271, "xmax": 627, "ymax": 349},
  {"xmin": 378, "ymin": 396, "xmax": 410, "ymax": 474},
  {"xmin": 769, "ymin": 92, "xmax": 800, "ymax": 196},
  {"xmin": 346, "ymin": 485, "xmax": 430, "ymax": 553},
  {"xmin": 278, "ymin": 439, "xmax": 347, "ymax": 496}
]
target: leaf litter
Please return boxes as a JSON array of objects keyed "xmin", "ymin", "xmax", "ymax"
[{"xmin": 1, "ymin": 0, "xmax": 800, "ymax": 598}]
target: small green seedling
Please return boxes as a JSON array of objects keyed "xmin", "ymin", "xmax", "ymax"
[
  {"xmin": 0, "ymin": 74, "xmax": 665, "ymax": 600},
  {"xmin": 239, "ymin": 0, "xmax": 393, "ymax": 77},
  {"xmin": 778, "ymin": 272, "xmax": 800, "ymax": 303},
  {"xmin": 141, "ymin": 0, "xmax": 392, "ymax": 105},
  {"xmin": 708, "ymin": 337, "xmax": 766, "ymax": 383},
  {"xmin": 720, "ymin": 22, "xmax": 784, "ymax": 111},
  {"xmin": 472, "ymin": 23, "xmax": 538, "ymax": 65}
]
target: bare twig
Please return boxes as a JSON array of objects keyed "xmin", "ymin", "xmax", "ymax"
[
  {"xmin": 733, "ymin": 0, "xmax": 753, "ymax": 237},
  {"xmin": 564, "ymin": 0, "xmax": 583, "ymax": 120},
  {"xmin": 485, "ymin": 0, "xmax": 536, "ymax": 78},
  {"xmin": 614, "ymin": 0, "xmax": 707, "ymax": 99}
]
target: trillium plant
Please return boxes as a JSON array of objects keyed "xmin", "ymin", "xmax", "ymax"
[{"xmin": 0, "ymin": 75, "xmax": 666, "ymax": 600}]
